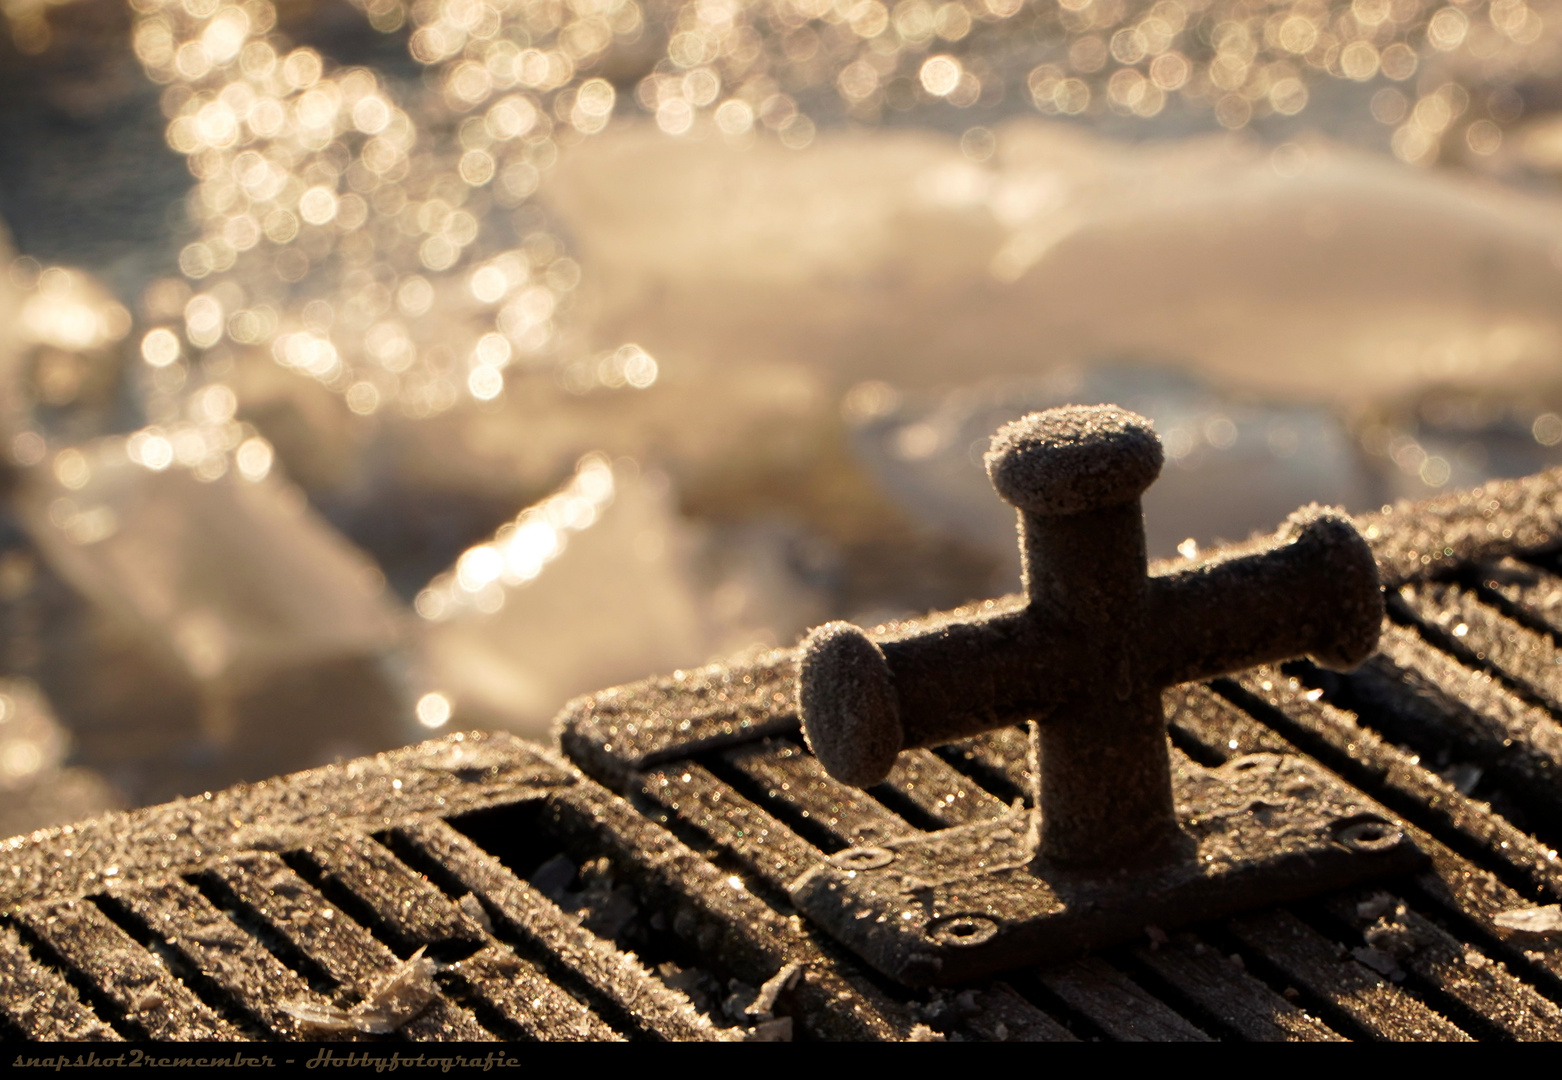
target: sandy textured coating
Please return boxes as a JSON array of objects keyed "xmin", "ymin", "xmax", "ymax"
[
  {"xmin": 7, "ymin": 462, "xmax": 1562, "ymax": 1036},
  {"xmin": 985, "ymin": 406, "xmax": 1164, "ymax": 518},
  {"xmin": 798, "ymin": 622, "xmax": 904, "ymax": 788},
  {"xmin": 0, "ymin": 731, "xmax": 567, "ymax": 909},
  {"xmin": 1150, "ymin": 504, "xmax": 1384, "ymax": 682},
  {"xmin": 1356, "ymin": 466, "xmax": 1562, "ymax": 587},
  {"xmin": 1277, "ymin": 508, "xmax": 1384, "ymax": 671},
  {"xmin": 798, "ymin": 403, "xmax": 1381, "ymax": 866}
]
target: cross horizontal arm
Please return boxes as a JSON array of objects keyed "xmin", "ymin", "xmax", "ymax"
[
  {"xmin": 877, "ymin": 603, "xmax": 1071, "ymax": 750},
  {"xmin": 1144, "ymin": 508, "xmax": 1383, "ymax": 688}
]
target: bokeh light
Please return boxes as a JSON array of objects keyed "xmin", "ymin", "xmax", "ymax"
[{"xmin": 60, "ymin": 0, "xmax": 1548, "ymax": 463}]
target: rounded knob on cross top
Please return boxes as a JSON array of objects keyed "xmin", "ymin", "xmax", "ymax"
[{"xmin": 985, "ymin": 405, "xmax": 1164, "ymax": 518}]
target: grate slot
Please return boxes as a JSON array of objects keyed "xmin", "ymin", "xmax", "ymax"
[
  {"xmin": 943, "ymin": 982, "xmax": 1076, "ymax": 1042},
  {"xmin": 876, "ymin": 748, "xmax": 1011, "ymax": 829},
  {"xmin": 1212, "ymin": 668, "xmax": 1562, "ymax": 999},
  {"xmin": 187, "ymin": 870, "xmax": 340, "ymax": 998},
  {"xmin": 538, "ymin": 784, "xmax": 921, "ymax": 1041},
  {"xmin": 635, "ymin": 763, "xmax": 817, "ymax": 895},
  {"xmin": 11, "ymin": 900, "xmax": 237, "ymax": 1041},
  {"xmin": 1315, "ymin": 889, "xmax": 1562, "ymax": 1042},
  {"xmin": 628, "ymin": 765, "xmax": 1087, "ymax": 1041},
  {"xmin": 204, "ymin": 852, "xmax": 490, "ymax": 1041},
  {"xmin": 1000, "ymin": 970, "xmax": 1114, "ymax": 1040},
  {"xmin": 91, "ymin": 889, "xmax": 275, "ymax": 1040},
  {"xmin": 0, "ymin": 924, "xmax": 119, "ymax": 1041},
  {"xmin": 370, "ymin": 827, "xmax": 629, "ymax": 1043},
  {"xmin": 1475, "ymin": 557, "xmax": 1562, "ymax": 641},
  {"xmin": 442, "ymin": 943, "xmax": 622, "ymax": 1042},
  {"xmin": 6, "ymin": 917, "xmax": 145, "ymax": 1042},
  {"xmin": 1398, "ymin": 581, "xmax": 1562, "ymax": 720},
  {"xmin": 1226, "ymin": 908, "xmax": 1469, "ymax": 1041},
  {"xmin": 1033, "ymin": 956, "xmax": 1213, "ymax": 1042},
  {"xmin": 1221, "ymin": 666, "xmax": 1562, "ymax": 907},
  {"xmin": 288, "ymin": 834, "xmax": 485, "ymax": 962},
  {"xmin": 716, "ymin": 738, "xmax": 914, "ymax": 852},
  {"xmin": 1321, "ymin": 622, "xmax": 1562, "ymax": 844},
  {"xmin": 428, "ymin": 798, "xmax": 735, "ymax": 987},
  {"xmin": 1125, "ymin": 931, "xmax": 1343, "ymax": 1042},
  {"xmin": 206, "ymin": 854, "xmax": 385, "ymax": 990},
  {"xmin": 109, "ymin": 877, "xmax": 324, "ymax": 1040},
  {"xmin": 1154, "ymin": 670, "xmax": 1562, "ymax": 1023},
  {"xmin": 1392, "ymin": 872, "xmax": 1562, "ymax": 1008},
  {"xmin": 396, "ymin": 816, "xmax": 717, "ymax": 1042},
  {"xmin": 1164, "ymin": 685, "xmax": 1291, "ymax": 764},
  {"xmin": 933, "ymin": 727, "xmax": 1032, "ymax": 804}
]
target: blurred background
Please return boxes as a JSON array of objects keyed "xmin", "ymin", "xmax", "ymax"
[{"xmin": 1, "ymin": 0, "xmax": 1562, "ymax": 835}]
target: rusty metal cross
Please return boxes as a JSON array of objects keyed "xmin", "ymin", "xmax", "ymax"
[{"xmin": 798, "ymin": 404, "xmax": 1384, "ymax": 868}]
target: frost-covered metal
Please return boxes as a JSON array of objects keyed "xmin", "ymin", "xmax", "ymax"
[{"xmin": 8, "ymin": 442, "xmax": 1562, "ymax": 1038}]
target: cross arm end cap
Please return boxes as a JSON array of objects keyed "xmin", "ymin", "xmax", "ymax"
[
  {"xmin": 1281, "ymin": 504, "xmax": 1385, "ymax": 671},
  {"xmin": 798, "ymin": 621, "xmax": 904, "ymax": 788},
  {"xmin": 986, "ymin": 405, "xmax": 1164, "ymax": 517}
]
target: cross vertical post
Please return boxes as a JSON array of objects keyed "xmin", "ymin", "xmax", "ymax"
[{"xmin": 1012, "ymin": 486, "xmax": 1174, "ymax": 864}]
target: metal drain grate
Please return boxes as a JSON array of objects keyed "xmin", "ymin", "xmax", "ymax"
[
  {"xmin": 553, "ymin": 471, "xmax": 1562, "ymax": 1040},
  {"xmin": 0, "ymin": 735, "xmax": 740, "ymax": 1041},
  {"xmin": 7, "ymin": 470, "xmax": 1562, "ymax": 1038},
  {"xmin": 557, "ymin": 661, "xmax": 1562, "ymax": 1040}
]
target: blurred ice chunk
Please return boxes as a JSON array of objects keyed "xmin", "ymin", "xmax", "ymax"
[
  {"xmin": 0, "ymin": 258, "xmax": 137, "ymax": 447},
  {"xmin": 416, "ymin": 458, "xmax": 829, "ymax": 735},
  {"xmin": 417, "ymin": 461, "xmax": 705, "ymax": 731},
  {"xmin": 544, "ymin": 121, "xmax": 1562, "ymax": 406},
  {"xmin": 14, "ymin": 449, "xmax": 410, "ymax": 803},
  {"xmin": 848, "ymin": 367, "xmax": 1377, "ymax": 569},
  {"xmin": 0, "ymin": 676, "xmax": 121, "ymax": 839}
]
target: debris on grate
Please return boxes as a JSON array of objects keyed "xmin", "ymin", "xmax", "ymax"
[
  {"xmin": 1493, "ymin": 905, "xmax": 1562, "ymax": 937},
  {"xmin": 457, "ymin": 893, "xmax": 494, "ymax": 935},
  {"xmin": 280, "ymin": 945, "xmax": 439, "ymax": 1036}
]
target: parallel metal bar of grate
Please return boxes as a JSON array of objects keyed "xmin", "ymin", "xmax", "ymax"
[
  {"xmin": 0, "ymin": 827, "xmax": 734, "ymax": 1040},
  {"xmin": 0, "ymin": 731, "xmax": 772, "ymax": 1041},
  {"xmin": 0, "ymin": 923, "xmax": 121, "ymax": 1040},
  {"xmin": 0, "ymin": 806, "xmax": 730, "ymax": 1038},
  {"xmin": 391, "ymin": 816, "xmax": 718, "ymax": 1042},
  {"xmin": 12, "ymin": 898, "xmax": 240, "ymax": 1041}
]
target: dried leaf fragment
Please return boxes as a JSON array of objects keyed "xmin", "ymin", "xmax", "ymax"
[
  {"xmin": 279, "ymin": 945, "xmax": 439, "ymax": 1036},
  {"xmin": 1350, "ymin": 946, "xmax": 1405, "ymax": 980},
  {"xmin": 280, "ymin": 1000, "xmax": 366, "ymax": 1035},
  {"xmin": 745, "ymin": 960, "xmax": 803, "ymax": 1019},
  {"xmin": 354, "ymin": 944, "xmax": 439, "ymax": 1033}
]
